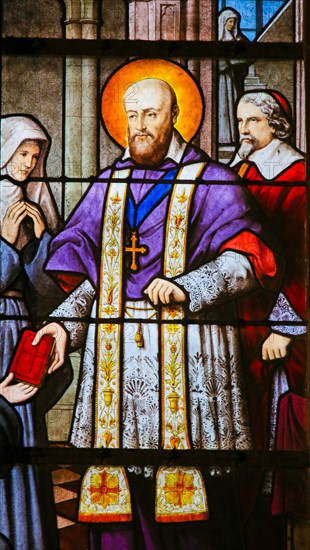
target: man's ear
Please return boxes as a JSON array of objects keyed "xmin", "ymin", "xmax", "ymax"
[{"xmin": 172, "ymin": 104, "xmax": 179, "ymax": 125}]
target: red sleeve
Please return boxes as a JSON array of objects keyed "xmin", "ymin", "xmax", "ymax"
[
  {"xmin": 50, "ymin": 272, "xmax": 85, "ymax": 293},
  {"xmin": 219, "ymin": 231, "xmax": 282, "ymax": 291}
]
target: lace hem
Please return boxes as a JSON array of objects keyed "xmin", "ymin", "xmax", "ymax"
[{"xmin": 269, "ymin": 293, "xmax": 306, "ymax": 336}]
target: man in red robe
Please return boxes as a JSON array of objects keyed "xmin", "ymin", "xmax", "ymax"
[{"xmin": 230, "ymin": 90, "xmax": 306, "ymax": 536}]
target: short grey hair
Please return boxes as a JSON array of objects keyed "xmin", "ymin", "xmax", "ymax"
[{"xmin": 239, "ymin": 92, "xmax": 292, "ymax": 140}]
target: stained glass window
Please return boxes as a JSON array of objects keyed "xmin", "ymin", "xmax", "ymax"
[{"xmin": 0, "ymin": 1, "xmax": 307, "ymax": 549}]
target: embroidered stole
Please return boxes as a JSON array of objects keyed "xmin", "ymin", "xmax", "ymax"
[
  {"xmin": 79, "ymin": 163, "xmax": 208, "ymax": 522},
  {"xmin": 79, "ymin": 170, "xmax": 131, "ymax": 522},
  {"xmin": 156, "ymin": 163, "xmax": 208, "ymax": 522}
]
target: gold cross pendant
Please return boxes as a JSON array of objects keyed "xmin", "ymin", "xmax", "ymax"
[{"xmin": 125, "ymin": 231, "xmax": 148, "ymax": 271}]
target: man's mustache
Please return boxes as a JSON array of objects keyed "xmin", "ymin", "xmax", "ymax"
[
  {"xmin": 129, "ymin": 131, "xmax": 154, "ymax": 142},
  {"xmin": 239, "ymin": 134, "xmax": 258, "ymax": 145}
]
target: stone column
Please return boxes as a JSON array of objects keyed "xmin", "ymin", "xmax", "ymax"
[
  {"xmin": 199, "ymin": 0, "xmax": 216, "ymax": 158},
  {"xmin": 129, "ymin": 1, "xmax": 182, "ymax": 41},
  {"xmin": 185, "ymin": 0, "xmax": 200, "ymax": 146},
  {"xmin": 186, "ymin": 0, "xmax": 199, "ymax": 76},
  {"xmin": 244, "ymin": 64, "xmax": 266, "ymax": 90},
  {"xmin": 128, "ymin": 0, "xmax": 149, "ymax": 39},
  {"xmin": 64, "ymin": 0, "xmax": 82, "ymax": 214},
  {"xmin": 81, "ymin": 1, "xmax": 100, "ymax": 190},
  {"xmin": 295, "ymin": 0, "xmax": 305, "ymax": 152},
  {"xmin": 63, "ymin": 0, "xmax": 100, "ymax": 215}
]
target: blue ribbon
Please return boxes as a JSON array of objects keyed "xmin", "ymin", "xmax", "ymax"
[{"xmin": 126, "ymin": 168, "xmax": 178, "ymax": 229}]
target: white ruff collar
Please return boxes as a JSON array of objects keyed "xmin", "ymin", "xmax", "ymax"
[{"xmin": 230, "ymin": 138, "xmax": 303, "ymax": 179}]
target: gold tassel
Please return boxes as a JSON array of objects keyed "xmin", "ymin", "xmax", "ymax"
[{"xmin": 135, "ymin": 323, "xmax": 144, "ymax": 348}]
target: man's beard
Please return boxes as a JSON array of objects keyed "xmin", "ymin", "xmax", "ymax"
[
  {"xmin": 238, "ymin": 134, "xmax": 259, "ymax": 160},
  {"xmin": 128, "ymin": 126, "xmax": 173, "ymax": 167}
]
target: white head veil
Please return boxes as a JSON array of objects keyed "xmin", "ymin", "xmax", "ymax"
[
  {"xmin": 218, "ymin": 8, "xmax": 241, "ymax": 41},
  {"xmin": 0, "ymin": 115, "xmax": 61, "ymax": 249}
]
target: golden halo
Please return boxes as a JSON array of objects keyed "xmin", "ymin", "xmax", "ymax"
[{"xmin": 101, "ymin": 59, "xmax": 204, "ymax": 149}]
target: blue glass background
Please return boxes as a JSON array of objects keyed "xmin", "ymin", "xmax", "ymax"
[{"xmin": 218, "ymin": 0, "xmax": 287, "ymax": 40}]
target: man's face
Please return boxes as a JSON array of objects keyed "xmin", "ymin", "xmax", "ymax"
[
  {"xmin": 237, "ymin": 101, "xmax": 275, "ymax": 159},
  {"xmin": 124, "ymin": 80, "xmax": 178, "ymax": 167}
]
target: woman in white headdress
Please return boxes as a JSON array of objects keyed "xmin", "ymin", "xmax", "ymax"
[
  {"xmin": 1, "ymin": 115, "xmax": 61, "ymax": 247},
  {"xmin": 0, "ymin": 115, "xmax": 65, "ymax": 550},
  {"xmin": 218, "ymin": 8, "xmax": 250, "ymax": 144}
]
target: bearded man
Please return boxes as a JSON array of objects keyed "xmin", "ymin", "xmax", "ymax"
[
  {"xmin": 230, "ymin": 91, "xmax": 306, "ymax": 539},
  {"xmin": 230, "ymin": 90, "xmax": 306, "ymax": 446},
  {"xmin": 35, "ymin": 61, "xmax": 283, "ymax": 550}
]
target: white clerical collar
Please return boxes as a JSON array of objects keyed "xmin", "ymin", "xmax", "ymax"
[
  {"xmin": 122, "ymin": 130, "xmax": 187, "ymax": 164},
  {"xmin": 230, "ymin": 138, "xmax": 303, "ymax": 179}
]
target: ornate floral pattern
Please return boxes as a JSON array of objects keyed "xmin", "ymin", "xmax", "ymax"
[
  {"xmin": 78, "ymin": 466, "xmax": 132, "ymax": 522},
  {"xmin": 163, "ymin": 470, "xmax": 197, "ymax": 506},
  {"xmin": 51, "ymin": 279, "xmax": 95, "ymax": 350},
  {"xmin": 162, "ymin": 178, "xmax": 196, "ymax": 450},
  {"xmin": 88, "ymin": 471, "xmax": 121, "ymax": 508},
  {"xmin": 68, "ymin": 163, "xmax": 257, "ymax": 524},
  {"xmin": 176, "ymin": 251, "xmax": 258, "ymax": 313},
  {"xmin": 70, "ymin": 310, "xmax": 96, "ymax": 447},
  {"xmin": 187, "ymin": 324, "xmax": 252, "ymax": 450},
  {"xmin": 122, "ymin": 352, "xmax": 159, "ymax": 449},
  {"xmin": 78, "ymin": 171, "xmax": 132, "ymax": 523},
  {"xmin": 156, "ymin": 466, "xmax": 208, "ymax": 522},
  {"xmin": 269, "ymin": 292, "xmax": 306, "ymax": 335},
  {"xmin": 95, "ymin": 174, "xmax": 129, "ymax": 449},
  {"xmin": 156, "ymin": 165, "xmax": 208, "ymax": 522}
]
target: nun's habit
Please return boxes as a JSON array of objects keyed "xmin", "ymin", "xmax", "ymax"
[
  {"xmin": 0, "ymin": 115, "xmax": 64, "ymax": 550},
  {"xmin": 218, "ymin": 9, "xmax": 250, "ymax": 144}
]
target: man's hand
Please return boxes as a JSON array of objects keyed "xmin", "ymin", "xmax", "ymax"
[
  {"xmin": 0, "ymin": 372, "xmax": 38, "ymax": 404},
  {"xmin": 32, "ymin": 323, "xmax": 68, "ymax": 373},
  {"xmin": 2, "ymin": 201, "xmax": 28, "ymax": 245},
  {"xmin": 262, "ymin": 332, "xmax": 292, "ymax": 361},
  {"xmin": 25, "ymin": 202, "xmax": 46, "ymax": 239},
  {"xmin": 144, "ymin": 278, "xmax": 187, "ymax": 306}
]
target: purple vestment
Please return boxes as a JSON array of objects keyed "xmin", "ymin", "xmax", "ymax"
[
  {"xmin": 46, "ymin": 144, "xmax": 275, "ymax": 295},
  {"xmin": 45, "ymin": 143, "xmax": 282, "ymax": 550}
]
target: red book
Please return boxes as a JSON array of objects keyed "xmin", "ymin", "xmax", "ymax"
[{"xmin": 9, "ymin": 329, "xmax": 55, "ymax": 387}]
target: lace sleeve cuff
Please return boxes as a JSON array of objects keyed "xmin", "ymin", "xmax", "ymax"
[
  {"xmin": 49, "ymin": 279, "xmax": 96, "ymax": 350},
  {"xmin": 269, "ymin": 293, "xmax": 306, "ymax": 336},
  {"xmin": 175, "ymin": 251, "xmax": 258, "ymax": 313}
]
